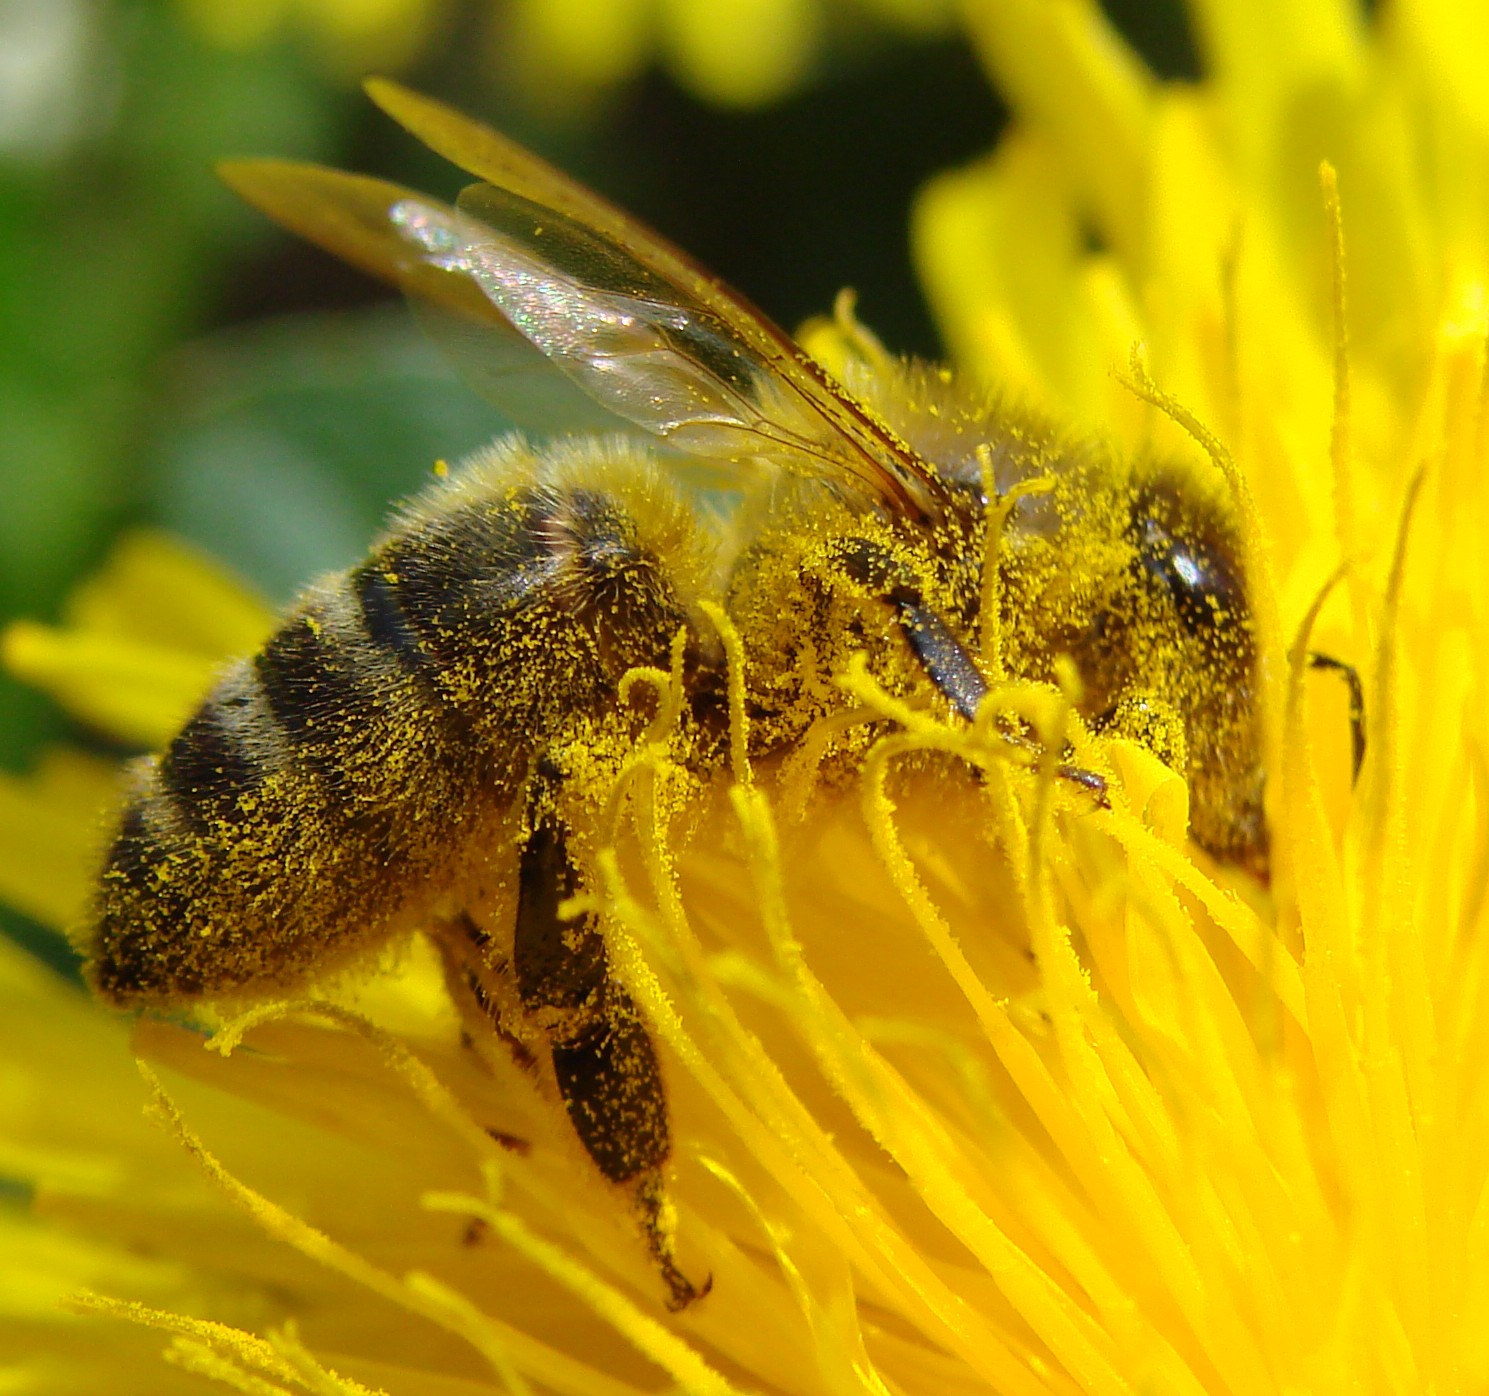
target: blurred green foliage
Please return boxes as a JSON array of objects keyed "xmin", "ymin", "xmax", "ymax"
[{"xmin": 0, "ymin": 2, "xmax": 345, "ymax": 763}]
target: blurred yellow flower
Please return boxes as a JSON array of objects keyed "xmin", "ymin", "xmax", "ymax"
[
  {"xmin": 498, "ymin": 0, "xmax": 953, "ymax": 109},
  {"xmin": 0, "ymin": 535, "xmax": 270, "ymax": 936},
  {"xmin": 5, "ymin": 2, "xmax": 1489, "ymax": 1394},
  {"xmin": 173, "ymin": 0, "xmax": 953, "ymax": 106},
  {"xmin": 175, "ymin": 0, "xmax": 446, "ymax": 73}
]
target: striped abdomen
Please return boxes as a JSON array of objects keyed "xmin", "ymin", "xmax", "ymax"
[{"xmin": 86, "ymin": 457, "xmax": 698, "ymax": 1006}]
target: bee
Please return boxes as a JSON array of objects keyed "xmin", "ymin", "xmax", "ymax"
[{"xmin": 84, "ymin": 81, "xmax": 1269, "ymax": 1309}]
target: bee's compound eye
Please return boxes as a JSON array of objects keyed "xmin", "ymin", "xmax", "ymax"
[{"xmin": 1134, "ymin": 514, "xmax": 1246, "ymax": 635}]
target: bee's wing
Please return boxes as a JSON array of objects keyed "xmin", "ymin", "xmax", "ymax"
[
  {"xmin": 218, "ymin": 162, "xmax": 500, "ymax": 327},
  {"xmin": 217, "ymin": 160, "xmax": 634, "ymax": 439},
  {"xmin": 410, "ymin": 295, "xmax": 650, "ymax": 440},
  {"xmin": 364, "ymin": 79, "xmax": 945, "ymax": 522}
]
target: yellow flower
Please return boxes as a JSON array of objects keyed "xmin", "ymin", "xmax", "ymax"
[
  {"xmin": 498, "ymin": 0, "xmax": 953, "ymax": 110},
  {"xmin": 173, "ymin": 0, "xmax": 953, "ymax": 106},
  {"xmin": 174, "ymin": 0, "xmax": 445, "ymax": 74},
  {"xmin": 5, "ymin": 2, "xmax": 1489, "ymax": 1393}
]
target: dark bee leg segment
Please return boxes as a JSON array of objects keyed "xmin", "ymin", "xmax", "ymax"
[
  {"xmin": 886, "ymin": 585, "xmax": 987, "ymax": 721},
  {"xmin": 892, "ymin": 589, "xmax": 1107, "ymax": 799},
  {"xmin": 513, "ymin": 820, "xmax": 607, "ymax": 1016},
  {"xmin": 438, "ymin": 911, "xmax": 538, "ymax": 1076},
  {"xmin": 549, "ymin": 1010, "xmax": 669, "ymax": 1182},
  {"xmin": 516, "ymin": 802, "xmax": 704, "ymax": 1311},
  {"xmin": 549, "ymin": 1005, "xmax": 706, "ymax": 1309},
  {"xmin": 835, "ymin": 540, "xmax": 990, "ymax": 718},
  {"xmin": 1308, "ymin": 650, "xmax": 1366, "ymax": 783},
  {"xmin": 837, "ymin": 537, "xmax": 1107, "ymax": 803}
]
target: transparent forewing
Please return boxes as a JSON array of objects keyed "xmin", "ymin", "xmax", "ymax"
[
  {"xmin": 219, "ymin": 160, "xmax": 641, "ymax": 439},
  {"xmin": 366, "ymin": 79, "xmax": 945, "ymax": 521},
  {"xmin": 218, "ymin": 162, "xmax": 505, "ymax": 331},
  {"xmin": 411, "ymin": 296, "xmax": 647, "ymax": 440},
  {"xmin": 390, "ymin": 186, "xmax": 868, "ymax": 478}
]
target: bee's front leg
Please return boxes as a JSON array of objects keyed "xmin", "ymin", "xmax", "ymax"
[{"xmin": 831, "ymin": 536, "xmax": 1109, "ymax": 802}]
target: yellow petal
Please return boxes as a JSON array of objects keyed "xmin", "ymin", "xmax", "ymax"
[
  {"xmin": 961, "ymin": 0, "xmax": 1154, "ymax": 262},
  {"xmin": 660, "ymin": 0, "xmax": 822, "ymax": 108},
  {"xmin": 3, "ymin": 621, "xmax": 224, "ymax": 751},
  {"xmin": 914, "ymin": 131, "xmax": 1104, "ymax": 416},
  {"xmin": 1185, "ymin": 0, "xmax": 1366, "ymax": 164},
  {"xmin": 64, "ymin": 531, "xmax": 271, "ymax": 660},
  {"xmin": 1392, "ymin": 0, "xmax": 1489, "ymax": 137},
  {"xmin": 0, "ymin": 749, "xmax": 117, "ymax": 934},
  {"xmin": 2, "ymin": 531, "xmax": 271, "ymax": 750}
]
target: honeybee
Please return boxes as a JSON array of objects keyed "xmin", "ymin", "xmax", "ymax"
[{"xmin": 85, "ymin": 81, "xmax": 1268, "ymax": 1309}]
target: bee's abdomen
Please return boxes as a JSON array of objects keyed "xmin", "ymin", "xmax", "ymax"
[
  {"xmin": 354, "ymin": 563, "xmax": 441, "ymax": 681},
  {"xmin": 87, "ymin": 455, "xmax": 704, "ymax": 1008},
  {"xmin": 156, "ymin": 701, "xmax": 269, "ymax": 832},
  {"xmin": 373, "ymin": 483, "xmax": 688, "ymax": 727},
  {"xmin": 89, "ymin": 570, "xmax": 487, "ymax": 1006}
]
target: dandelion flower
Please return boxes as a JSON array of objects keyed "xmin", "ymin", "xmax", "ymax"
[{"xmin": 5, "ymin": 2, "xmax": 1489, "ymax": 1393}]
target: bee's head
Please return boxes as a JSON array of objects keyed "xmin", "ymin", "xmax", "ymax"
[
  {"xmin": 1129, "ymin": 476, "xmax": 1251, "ymax": 643},
  {"xmin": 1118, "ymin": 470, "xmax": 1268, "ymax": 876}
]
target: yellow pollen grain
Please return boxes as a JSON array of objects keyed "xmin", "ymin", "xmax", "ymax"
[
  {"xmin": 774, "ymin": 703, "xmax": 877, "ymax": 822},
  {"xmin": 164, "ymin": 1338, "xmax": 297, "ymax": 1394},
  {"xmin": 63, "ymin": 1294, "xmax": 316, "ymax": 1392}
]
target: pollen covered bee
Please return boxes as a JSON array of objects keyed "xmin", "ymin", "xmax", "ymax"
[{"xmin": 84, "ymin": 82, "xmax": 1267, "ymax": 1309}]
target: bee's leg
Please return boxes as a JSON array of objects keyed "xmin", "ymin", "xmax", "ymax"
[
  {"xmin": 1308, "ymin": 650, "xmax": 1366, "ymax": 783},
  {"xmin": 439, "ymin": 910, "xmax": 539, "ymax": 1074},
  {"xmin": 836, "ymin": 537, "xmax": 1108, "ymax": 802},
  {"xmin": 516, "ymin": 803, "xmax": 707, "ymax": 1311},
  {"xmin": 431, "ymin": 913, "xmax": 541, "ymax": 1177}
]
